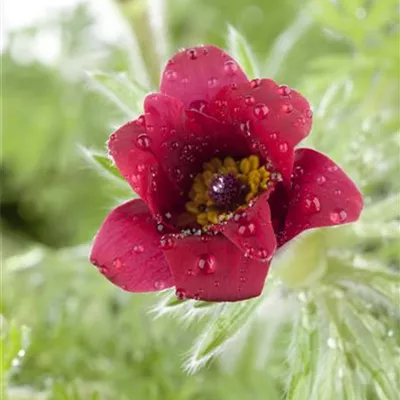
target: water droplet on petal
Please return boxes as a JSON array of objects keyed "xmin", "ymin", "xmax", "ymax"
[
  {"xmin": 330, "ymin": 209, "xmax": 347, "ymax": 223},
  {"xmin": 279, "ymin": 142, "xmax": 288, "ymax": 153},
  {"xmin": 316, "ymin": 175, "xmax": 326, "ymax": 185},
  {"xmin": 250, "ymin": 78, "xmax": 261, "ymax": 88},
  {"xmin": 253, "ymin": 103, "xmax": 269, "ymax": 119},
  {"xmin": 160, "ymin": 235, "xmax": 175, "ymax": 250},
  {"xmin": 136, "ymin": 134, "xmax": 152, "ymax": 150},
  {"xmin": 238, "ymin": 222, "xmax": 256, "ymax": 237},
  {"xmin": 244, "ymin": 95, "xmax": 255, "ymax": 105},
  {"xmin": 334, "ymin": 188, "xmax": 342, "ymax": 196},
  {"xmin": 208, "ymin": 77, "xmax": 218, "ymax": 88},
  {"xmin": 306, "ymin": 109, "xmax": 313, "ymax": 118},
  {"xmin": 293, "ymin": 165, "xmax": 304, "ymax": 178},
  {"xmin": 165, "ymin": 70, "xmax": 177, "ymax": 81},
  {"xmin": 133, "ymin": 245, "xmax": 144, "ymax": 254},
  {"xmin": 189, "ymin": 99, "xmax": 208, "ymax": 112},
  {"xmin": 269, "ymin": 133, "xmax": 277, "ymax": 140},
  {"xmin": 175, "ymin": 288, "xmax": 187, "ymax": 300},
  {"xmin": 197, "ymin": 254, "xmax": 216, "ymax": 274},
  {"xmin": 137, "ymin": 115, "xmax": 145, "ymax": 125},
  {"xmin": 137, "ymin": 164, "xmax": 146, "ymax": 173},
  {"xmin": 279, "ymin": 85, "xmax": 291, "ymax": 96},
  {"xmin": 213, "ymin": 280, "xmax": 220, "ymax": 287},
  {"xmin": 224, "ymin": 60, "xmax": 238, "ymax": 75},
  {"xmin": 154, "ymin": 280, "xmax": 166, "ymax": 290},
  {"xmin": 327, "ymin": 165, "xmax": 339, "ymax": 172},
  {"xmin": 186, "ymin": 269, "xmax": 194, "ymax": 276},
  {"xmin": 302, "ymin": 194, "xmax": 321, "ymax": 214},
  {"xmin": 282, "ymin": 104, "xmax": 293, "ymax": 113},
  {"xmin": 112, "ymin": 257, "xmax": 123, "ymax": 270},
  {"xmin": 186, "ymin": 48, "xmax": 198, "ymax": 59}
]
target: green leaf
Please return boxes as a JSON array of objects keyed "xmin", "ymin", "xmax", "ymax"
[
  {"xmin": 186, "ymin": 298, "xmax": 262, "ymax": 372},
  {"xmin": 1, "ymin": 317, "xmax": 30, "ymax": 382},
  {"xmin": 79, "ymin": 146, "xmax": 127, "ymax": 184},
  {"xmin": 227, "ymin": 25, "xmax": 260, "ymax": 78},
  {"xmin": 85, "ymin": 71, "xmax": 146, "ymax": 117}
]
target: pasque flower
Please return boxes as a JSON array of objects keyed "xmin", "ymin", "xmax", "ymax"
[{"xmin": 90, "ymin": 45, "xmax": 363, "ymax": 302}]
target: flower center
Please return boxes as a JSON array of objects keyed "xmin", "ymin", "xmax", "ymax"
[
  {"xmin": 183, "ymin": 154, "xmax": 279, "ymax": 228},
  {"xmin": 208, "ymin": 173, "xmax": 247, "ymax": 208}
]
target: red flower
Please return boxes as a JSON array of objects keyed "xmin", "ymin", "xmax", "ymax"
[{"xmin": 90, "ymin": 45, "xmax": 363, "ymax": 302}]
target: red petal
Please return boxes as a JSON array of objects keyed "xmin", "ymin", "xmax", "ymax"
[
  {"xmin": 281, "ymin": 148, "xmax": 363, "ymax": 244},
  {"xmin": 144, "ymin": 93, "xmax": 251, "ymax": 193},
  {"xmin": 90, "ymin": 200, "xmax": 174, "ymax": 292},
  {"xmin": 108, "ymin": 118, "xmax": 181, "ymax": 220},
  {"xmin": 208, "ymin": 79, "xmax": 312, "ymax": 183},
  {"xmin": 222, "ymin": 192, "xmax": 277, "ymax": 262},
  {"xmin": 160, "ymin": 45, "xmax": 248, "ymax": 108},
  {"xmin": 162, "ymin": 234, "xmax": 270, "ymax": 301}
]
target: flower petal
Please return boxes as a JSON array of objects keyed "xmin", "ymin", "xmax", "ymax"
[
  {"xmin": 281, "ymin": 148, "xmax": 363, "ymax": 244},
  {"xmin": 222, "ymin": 192, "xmax": 277, "ymax": 262},
  {"xmin": 162, "ymin": 234, "xmax": 270, "ymax": 301},
  {"xmin": 144, "ymin": 93, "xmax": 251, "ymax": 193},
  {"xmin": 90, "ymin": 199, "xmax": 174, "ymax": 292},
  {"xmin": 209, "ymin": 79, "xmax": 312, "ymax": 183},
  {"xmin": 160, "ymin": 45, "xmax": 248, "ymax": 108},
  {"xmin": 108, "ymin": 118, "xmax": 181, "ymax": 220}
]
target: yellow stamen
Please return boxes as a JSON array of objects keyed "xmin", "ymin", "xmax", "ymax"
[{"xmin": 184, "ymin": 154, "xmax": 274, "ymax": 228}]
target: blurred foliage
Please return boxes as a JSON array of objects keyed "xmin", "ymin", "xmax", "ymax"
[{"xmin": 2, "ymin": 0, "xmax": 399, "ymax": 399}]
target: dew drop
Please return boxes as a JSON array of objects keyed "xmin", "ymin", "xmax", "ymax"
[
  {"xmin": 154, "ymin": 280, "xmax": 166, "ymax": 290},
  {"xmin": 208, "ymin": 77, "xmax": 218, "ymax": 88},
  {"xmin": 238, "ymin": 222, "xmax": 256, "ymax": 237},
  {"xmin": 160, "ymin": 235, "xmax": 175, "ymax": 250},
  {"xmin": 137, "ymin": 115, "xmax": 145, "ymax": 126},
  {"xmin": 279, "ymin": 142, "xmax": 288, "ymax": 153},
  {"xmin": 175, "ymin": 288, "xmax": 187, "ymax": 300},
  {"xmin": 165, "ymin": 70, "xmax": 177, "ymax": 81},
  {"xmin": 302, "ymin": 195, "xmax": 321, "ymax": 214},
  {"xmin": 168, "ymin": 141, "xmax": 178, "ymax": 151},
  {"xmin": 334, "ymin": 188, "xmax": 342, "ymax": 196},
  {"xmin": 186, "ymin": 269, "xmax": 194, "ymax": 276},
  {"xmin": 293, "ymin": 165, "xmax": 304, "ymax": 178},
  {"xmin": 269, "ymin": 132, "xmax": 277, "ymax": 140},
  {"xmin": 257, "ymin": 249, "xmax": 271, "ymax": 261},
  {"xmin": 327, "ymin": 165, "xmax": 339, "ymax": 172},
  {"xmin": 197, "ymin": 254, "xmax": 216, "ymax": 274},
  {"xmin": 316, "ymin": 175, "xmax": 326, "ymax": 185},
  {"xmin": 189, "ymin": 99, "xmax": 208, "ymax": 113},
  {"xmin": 279, "ymin": 85, "xmax": 291, "ymax": 96},
  {"xmin": 330, "ymin": 209, "xmax": 347, "ymax": 223},
  {"xmin": 193, "ymin": 293, "xmax": 201, "ymax": 301},
  {"xmin": 253, "ymin": 103, "xmax": 269, "ymax": 119},
  {"xmin": 98, "ymin": 265, "xmax": 108, "ymax": 275},
  {"xmin": 133, "ymin": 245, "xmax": 144, "ymax": 254},
  {"xmin": 112, "ymin": 257, "xmax": 123, "ymax": 270},
  {"xmin": 282, "ymin": 104, "xmax": 293, "ymax": 113},
  {"xmin": 136, "ymin": 134, "xmax": 152, "ymax": 150},
  {"xmin": 137, "ymin": 164, "xmax": 146, "ymax": 173},
  {"xmin": 327, "ymin": 338, "xmax": 337, "ymax": 349},
  {"xmin": 244, "ymin": 95, "xmax": 255, "ymax": 105},
  {"xmin": 306, "ymin": 109, "xmax": 313, "ymax": 118},
  {"xmin": 250, "ymin": 78, "xmax": 261, "ymax": 88},
  {"xmin": 186, "ymin": 48, "xmax": 198, "ymax": 59},
  {"xmin": 224, "ymin": 60, "xmax": 238, "ymax": 75}
]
